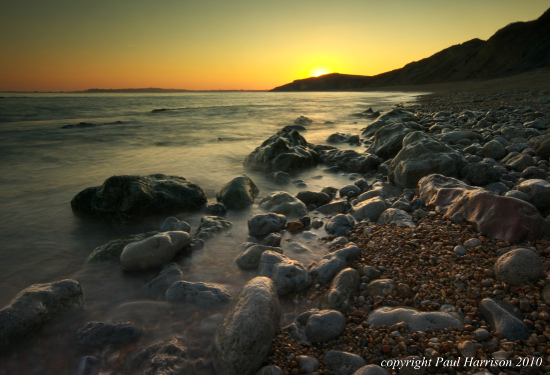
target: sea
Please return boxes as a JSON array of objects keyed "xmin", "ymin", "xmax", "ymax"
[{"xmin": 0, "ymin": 91, "xmax": 423, "ymax": 373}]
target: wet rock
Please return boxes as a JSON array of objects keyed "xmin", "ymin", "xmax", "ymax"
[
  {"xmin": 87, "ymin": 231, "xmax": 159, "ymax": 263},
  {"xmin": 285, "ymin": 242, "xmax": 312, "ymax": 254},
  {"xmin": 361, "ymin": 109, "xmax": 416, "ymax": 137},
  {"xmin": 324, "ymin": 350, "xmax": 366, "ymax": 375},
  {"xmin": 377, "ymin": 208, "xmax": 415, "ymax": 227},
  {"xmin": 326, "ymin": 214, "xmax": 355, "ymax": 236},
  {"xmin": 391, "ymin": 198, "xmax": 412, "ymax": 212},
  {"xmin": 160, "ymin": 217, "xmax": 191, "ymax": 232},
  {"xmin": 479, "ymin": 298, "xmax": 530, "ymax": 341},
  {"xmin": 165, "ymin": 281, "xmax": 231, "ymax": 307},
  {"xmin": 316, "ymin": 199, "xmax": 352, "ymax": 215},
  {"xmin": 327, "ymin": 132, "xmax": 351, "ymax": 144},
  {"xmin": 71, "ymin": 174, "xmax": 207, "ymax": 225},
  {"xmin": 145, "ymin": 265, "xmax": 185, "ymax": 298},
  {"xmin": 367, "ymin": 122, "xmax": 421, "ymax": 159},
  {"xmin": 243, "ymin": 128, "xmax": 319, "ymax": 172},
  {"xmin": 75, "ymin": 321, "xmax": 142, "ymax": 348},
  {"xmin": 367, "ymin": 305, "xmax": 462, "ymax": 331},
  {"xmin": 260, "ymin": 191, "xmax": 308, "ymax": 217},
  {"xmin": 482, "ymin": 140, "xmax": 507, "ymax": 159},
  {"xmin": 389, "ymin": 132, "xmax": 466, "ymax": 188},
  {"xmin": 461, "ymin": 162, "xmax": 502, "ymax": 186},
  {"xmin": 120, "ymin": 231, "xmax": 191, "ymax": 271},
  {"xmin": 309, "ymin": 244, "xmax": 361, "ymax": 284},
  {"xmin": 261, "ymin": 232, "xmax": 282, "ymax": 247},
  {"xmin": 269, "ymin": 171, "xmax": 291, "ymax": 185},
  {"xmin": 125, "ymin": 336, "xmax": 190, "ymax": 375},
  {"xmin": 296, "ymin": 191, "xmax": 331, "ymax": 207},
  {"xmin": 321, "ymin": 268, "xmax": 360, "ymax": 312},
  {"xmin": 351, "ymin": 197, "xmax": 389, "ymax": 222},
  {"xmin": 258, "ymin": 251, "xmax": 311, "ymax": 295},
  {"xmin": 494, "ymin": 248, "xmax": 543, "ymax": 285},
  {"xmin": 236, "ymin": 245, "xmax": 283, "ymax": 270},
  {"xmin": 248, "ymin": 213, "xmax": 287, "ymax": 237},
  {"xmin": 0, "ymin": 279, "xmax": 83, "ymax": 347},
  {"xmin": 517, "ymin": 179, "xmax": 550, "ymax": 212},
  {"xmin": 352, "ymin": 365, "xmax": 390, "ymax": 375},
  {"xmin": 319, "ymin": 149, "xmax": 382, "ymax": 173},
  {"xmin": 340, "ymin": 184, "xmax": 362, "ymax": 198},
  {"xmin": 212, "ymin": 277, "xmax": 281, "ymax": 375},
  {"xmin": 306, "ymin": 310, "xmax": 347, "ymax": 343},
  {"xmin": 205, "ymin": 202, "xmax": 228, "ymax": 216},
  {"xmin": 216, "ymin": 174, "xmax": 259, "ymax": 210}
]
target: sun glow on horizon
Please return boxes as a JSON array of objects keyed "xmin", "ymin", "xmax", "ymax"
[{"xmin": 309, "ymin": 66, "xmax": 333, "ymax": 77}]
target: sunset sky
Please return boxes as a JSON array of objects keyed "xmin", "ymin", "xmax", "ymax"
[{"xmin": 1, "ymin": 0, "xmax": 548, "ymax": 92}]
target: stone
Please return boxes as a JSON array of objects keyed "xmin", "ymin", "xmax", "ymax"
[
  {"xmin": 71, "ymin": 174, "xmax": 207, "ymax": 225},
  {"xmin": 461, "ymin": 162, "xmax": 502, "ymax": 186},
  {"xmin": 316, "ymin": 200, "xmax": 352, "ymax": 215},
  {"xmin": 216, "ymin": 174, "xmax": 259, "ymax": 210},
  {"xmin": 340, "ymin": 184, "xmax": 362, "ymax": 198},
  {"xmin": 256, "ymin": 366, "xmax": 284, "ymax": 375},
  {"xmin": 305, "ymin": 310, "xmax": 347, "ymax": 343},
  {"xmin": 319, "ymin": 149, "xmax": 382, "ymax": 173},
  {"xmin": 504, "ymin": 190, "xmax": 530, "ymax": 202},
  {"xmin": 326, "ymin": 214, "xmax": 356, "ymax": 236},
  {"xmin": 165, "ymin": 281, "xmax": 230, "ymax": 307},
  {"xmin": 367, "ymin": 122, "xmax": 421, "ymax": 159},
  {"xmin": 75, "ymin": 321, "xmax": 142, "ymax": 348},
  {"xmin": 389, "ymin": 132, "xmax": 467, "ymax": 188},
  {"xmin": 309, "ymin": 244, "xmax": 361, "ymax": 284},
  {"xmin": 212, "ymin": 277, "xmax": 281, "ymax": 375},
  {"xmin": 205, "ymin": 202, "xmax": 227, "ymax": 216},
  {"xmin": 236, "ymin": 245, "xmax": 283, "ymax": 270},
  {"xmin": 296, "ymin": 191, "xmax": 331, "ymax": 207},
  {"xmin": 417, "ymin": 174, "xmax": 548, "ymax": 242},
  {"xmin": 361, "ymin": 109, "xmax": 417, "ymax": 137},
  {"xmin": 474, "ymin": 328, "xmax": 491, "ymax": 342},
  {"xmin": 352, "ymin": 365, "xmax": 390, "ymax": 375},
  {"xmin": 324, "ymin": 350, "xmax": 366, "ymax": 375},
  {"xmin": 439, "ymin": 130, "xmax": 479, "ymax": 145},
  {"xmin": 269, "ymin": 171, "xmax": 291, "ymax": 185},
  {"xmin": 478, "ymin": 298, "xmax": 529, "ymax": 341},
  {"xmin": 367, "ymin": 305, "xmax": 462, "ymax": 331},
  {"xmin": 358, "ymin": 266, "xmax": 381, "ymax": 280},
  {"xmin": 125, "ymin": 336, "xmax": 190, "ymax": 375},
  {"xmin": 505, "ymin": 153, "xmax": 534, "ymax": 172},
  {"xmin": 144, "ymin": 265, "xmax": 185, "ymax": 298},
  {"xmin": 243, "ymin": 128, "xmax": 319, "ymax": 172},
  {"xmin": 285, "ymin": 242, "xmax": 312, "ymax": 254},
  {"xmin": 494, "ymin": 248, "xmax": 543, "ymax": 285},
  {"xmin": 517, "ymin": 179, "xmax": 550, "ymax": 212},
  {"xmin": 321, "ymin": 268, "xmax": 360, "ymax": 312},
  {"xmin": 259, "ymin": 191, "xmax": 307, "ymax": 217},
  {"xmin": 195, "ymin": 216, "xmax": 232, "ymax": 240},
  {"xmin": 76, "ymin": 356, "xmax": 100, "ymax": 375},
  {"xmin": 482, "ymin": 140, "xmax": 506, "ymax": 159},
  {"xmin": 261, "ymin": 232, "xmax": 282, "ymax": 247},
  {"xmin": 0, "ymin": 279, "xmax": 83, "ymax": 347},
  {"xmin": 248, "ymin": 213, "xmax": 287, "ymax": 237},
  {"xmin": 458, "ymin": 340, "xmax": 476, "ymax": 358},
  {"xmin": 377, "ymin": 208, "xmax": 415, "ymax": 227},
  {"xmin": 351, "ymin": 197, "xmax": 389, "ymax": 222},
  {"xmin": 160, "ymin": 216, "xmax": 191, "ymax": 232},
  {"xmin": 258, "ymin": 251, "xmax": 311, "ymax": 295},
  {"xmin": 298, "ymin": 355, "xmax": 320, "ymax": 373},
  {"xmin": 120, "ymin": 231, "xmax": 191, "ymax": 271},
  {"xmin": 536, "ymin": 138, "xmax": 550, "ymax": 158},
  {"xmin": 391, "ymin": 198, "xmax": 412, "ymax": 212},
  {"xmin": 87, "ymin": 231, "xmax": 159, "ymax": 263}
]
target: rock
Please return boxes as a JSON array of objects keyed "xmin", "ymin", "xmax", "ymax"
[
  {"xmin": 474, "ymin": 328, "xmax": 491, "ymax": 342},
  {"xmin": 305, "ymin": 310, "xmax": 347, "ymax": 343},
  {"xmin": 367, "ymin": 122, "xmax": 421, "ymax": 159},
  {"xmin": 352, "ymin": 365, "xmax": 390, "ymax": 375},
  {"xmin": 236, "ymin": 245, "xmax": 283, "ymax": 270},
  {"xmin": 389, "ymin": 132, "xmax": 467, "ymax": 188},
  {"xmin": 205, "ymin": 202, "xmax": 228, "ymax": 216},
  {"xmin": 505, "ymin": 153, "xmax": 534, "ymax": 171},
  {"xmin": 71, "ymin": 174, "xmax": 207, "ymax": 225},
  {"xmin": 87, "ymin": 231, "xmax": 159, "ymax": 263},
  {"xmin": 340, "ymin": 184, "xmax": 362, "ymax": 198},
  {"xmin": 259, "ymin": 191, "xmax": 308, "ymax": 217},
  {"xmin": 258, "ymin": 251, "xmax": 311, "ymax": 295},
  {"xmin": 269, "ymin": 171, "xmax": 291, "ymax": 185},
  {"xmin": 324, "ymin": 350, "xmax": 366, "ymax": 375},
  {"xmin": 212, "ymin": 277, "xmax": 281, "ymax": 375},
  {"xmin": 522, "ymin": 166, "xmax": 548, "ymax": 179},
  {"xmin": 482, "ymin": 140, "xmax": 507, "ymax": 159},
  {"xmin": 367, "ymin": 305, "xmax": 462, "ymax": 331},
  {"xmin": 391, "ymin": 198, "xmax": 412, "ymax": 212},
  {"xmin": 248, "ymin": 213, "xmax": 287, "ymax": 237},
  {"xmin": 296, "ymin": 191, "xmax": 331, "ymax": 207},
  {"xmin": 517, "ymin": 179, "xmax": 550, "ymax": 212},
  {"xmin": 377, "ymin": 208, "xmax": 415, "ymax": 227},
  {"xmin": 160, "ymin": 217, "xmax": 191, "ymax": 232},
  {"xmin": 75, "ymin": 321, "xmax": 142, "ymax": 348},
  {"xmin": 321, "ymin": 268, "xmax": 360, "ymax": 312},
  {"xmin": 196, "ymin": 216, "xmax": 232, "ymax": 240},
  {"xmin": 165, "ymin": 281, "xmax": 231, "ymax": 307},
  {"xmin": 309, "ymin": 244, "xmax": 361, "ymax": 284},
  {"xmin": 458, "ymin": 340, "xmax": 476, "ymax": 358},
  {"xmin": 500, "ymin": 125, "xmax": 540, "ymax": 141},
  {"xmin": 327, "ymin": 132, "xmax": 350, "ymax": 144},
  {"xmin": 536, "ymin": 138, "xmax": 550, "ymax": 158},
  {"xmin": 361, "ymin": 109, "xmax": 416, "ymax": 137},
  {"xmin": 76, "ymin": 356, "xmax": 100, "ymax": 375},
  {"xmin": 505, "ymin": 190, "xmax": 530, "ymax": 202},
  {"xmin": 144, "ymin": 265, "xmax": 185, "ymax": 298},
  {"xmin": 365, "ymin": 279, "xmax": 395, "ymax": 297},
  {"xmin": 316, "ymin": 200, "xmax": 352, "ymax": 215},
  {"xmin": 439, "ymin": 130, "xmax": 479, "ymax": 145},
  {"xmin": 125, "ymin": 336, "xmax": 190, "ymax": 374},
  {"xmin": 294, "ymin": 116, "xmax": 313, "ymax": 126},
  {"xmin": 298, "ymin": 355, "xmax": 320, "ymax": 373},
  {"xmin": 261, "ymin": 232, "xmax": 282, "ymax": 247},
  {"xmin": 319, "ymin": 149, "xmax": 382, "ymax": 173},
  {"xmin": 453, "ymin": 245, "xmax": 467, "ymax": 256},
  {"xmin": 216, "ymin": 174, "xmax": 259, "ymax": 210},
  {"xmin": 326, "ymin": 214, "xmax": 355, "ymax": 236},
  {"xmin": 120, "ymin": 231, "xmax": 191, "ymax": 271},
  {"xmin": 358, "ymin": 266, "xmax": 381, "ymax": 280},
  {"xmin": 243, "ymin": 128, "xmax": 319, "ymax": 172},
  {"xmin": 461, "ymin": 162, "xmax": 502, "ymax": 186},
  {"xmin": 494, "ymin": 248, "xmax": 543, "ymax": 285},
  {"xmin": 478, "ymin": 298, "xmax": 530, "ymax": 341},
  {"xmin": 256, "ymin": 366, "xmax": 284, "ymax": 375},
  {"xmin": 417, "ymin": 174, "xmax": 548, "ymax": 242},
  {"xmin": 285, "ymin": 242, "xmax": 312, "ymax": 254},
  {"xmin": 0, "ymin": 279, "xmax": 83, "ymax": 347},
  {"xmin": 351, "ymin": 197, "xmax": 388, "ymax": 222}
]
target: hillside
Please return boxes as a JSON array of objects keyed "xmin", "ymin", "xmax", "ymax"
[{"xmin": 271, "ymin": 7, "xmax": 550, "ymax": 91}]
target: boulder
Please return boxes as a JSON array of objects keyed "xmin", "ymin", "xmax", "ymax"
[
  {"xmin": 248, "ymin": 213, "xmax": 287, "ymax": 237},
  {"xmin": 75, "ymin": 321, "xmax": 142, "ymax": 348},
  {"xmin": 160, "ymin": 217, "xmax": 191, "ymax": 233},
  {"xmin": 165, "ymin": 281, "xmax": 231, "ymax": 307},
  {"xmin": 479, "ymin": 298, "xmax": 529, "ymax": 341},
  {"xmin": 216, "ymin": 174, "xmax": 259, "ymax": 210},
  {"xmin": 71, "ymin": 174, "xmax": 207, "ymax": 225},
  {"xmin": 377, "ymin": 208, "xmax": 415, "ymax": 227},
  {"xmin": 0, "ymin": 279, "xmax": 83, "ymax": 347},
  {"xmin": 389, "ymin": 132, "xmax": 467, "ymax": 188},
  {"xmin": 212, "ymin": 277, "xmax": 281, "ymax": 375},
  {"xmin": 259, "ymin": 191, "xmax": 308, "ymax": 217},
  {"xmin": 243, "ymin": 128, "xmax": 319, "ymax": 172},
  {"xmin": 505, "ymin": 154, "xmax": 534, "ymax": 172},
  {"xmin": 517, "ymin": 179, "xmax": 550, "ymax": 212},
  {"xmin": 536, "ymin": 138, "xmax": 550, "ymax": 158},
  {"xmin": 125, "ymin": 336, "xmax": 190, "ymax": 375},
  {"xmin": 483, "ymin": 140, "xmax": 506, "ymax": 159},
  {"xmin": 316, "ymin": 200, "xmax": 352, "ymax": 215},
  {"xmin": 367, "ymin": 305, "xmax": 462, "ymax": 331},
  {"xmin": 361, "ymin": 109, "xmax": 416, "ymax": 137},
  {"xmin": 305, "ymin": 310, "xmax": 347, "ymax": 343},
  {"xmin": 351, "ymin": 197, "xmax": 388, "ymax": 222},
  {"xmin": 325, "ymin": 214, "xmax": 355, "ymax": 236},
  {"xmin": 144, "ymin": 265, "xmax": 185, "ymax": 298},
  {"xmin": 195, "ymin": 216, "xmax": 232, "ymax": 240},
  {"xmin": 367, "ymin": 122, "xmax": 421, "ymax": 159},
  {"xmin": 319, "ymin": 149, "xmax": 382, "ymax": 174},
  {"xmin": 120, "ymin": 231, "xmax": 191, "ymax": 271},
  {"xmin": 87, "ymin": 231, "xmax": 159, "ymax": 263},
  {"xmin": 309, "ymin": 244, "xmax": 361, "ymax": 284},
  {"xmin": 494, "ymin": 248, "xmax": 543, "ymax": 285},
  {"xmin": 321, "ymin": 268, "xmax": 360, "ymax": 312},
  {"xmin": 439, "ymin": 130, "xmax": 479, "ymax": 145},
  {"xmin": 417, "ymin": 174, "xmax": 547, "ymax": 242},
  {"xmin": 324, "ymin": 350, "xmax": 366, "ymax": 375},
  {"xmin": 296, "ymin": 191, "xmax": 331, "ymax": 207},
  {"xmin": 236, "ymin": 245, "xmax": 283, "ymax": 270},
  {"xmin": 461, "ymin": 162, "xmax": 502, "ymax": 186},
  {"xmin": 258, "ymin": 251, "xmax": 311, "ymax": 295}
]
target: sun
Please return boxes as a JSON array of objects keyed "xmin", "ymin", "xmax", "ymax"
[{"xmin": 309, "ymin": 66, "xmax": 332, "ymax": 77}]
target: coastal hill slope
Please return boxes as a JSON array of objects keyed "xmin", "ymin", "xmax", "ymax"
[{"xmin": 271, "ymin": 7, "xmax": 550, "ymax": 91}]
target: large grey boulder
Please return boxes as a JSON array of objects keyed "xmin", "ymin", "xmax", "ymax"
[
  {"xmin": 248, "ymin": 213, "xmax": 287, "ymax": 237},
  {"xmin": 310, "ymin": 244, "xmax": 361, "ymax": 284},
  {"xmin": 195, "ymin": 216, "xmax": 232, "ymax": 240},
  {"xmin": 325, "ymin": 214, "xmax": 355, "ymax": 236},
  {"xmin": 243, "ymin": 128, "xmax": 319, "ymax": 172},
  {"xmin": 258, "ymin": 251, "xmax": 311, "ymax": 295},
  {"xmin": 517, "ymin": 179, "xmax": 550, "ymax": 212},
  {"xmin": 236, "ymin": 245, "xmax": 283, "ymax": 270},
  {"xmin": 259, "ymin": 191, "xmax": 308, "ymax": 217},
  {"xmin": 321, "ymin": 268, "xmax": 360, "ymax": 312},
  {"xmin": 389, "ymin": 132, "xmax": 467, "ymax": 188},
  {"xmin": 0, "ymin": 279, "xmax": 83, "ymax": 347},
  {"xmin": 71, "ymin": 174, "xmax": 207, "ymax": 225},
  {"xmin": 120, "ymin": 231, "xmax": 191, "ymax": 271},
  {"xmin": 367, "ymin": 122, "xmax": 421, "ymax": 159},
  {"xmin": 165, "ymin": 281, "xmax": 231, "ymax": 307},
  {"xmin": 367, "ymin": 305, "xmax": 463, "ymax": 331},
  {"xmin": 351, "ymin": 197, "xmax": 388, "ymax": 222},
  {"xmin": 494, "ymin": 248, "xmax": 543, "ymax": 285},
  {"xmin": 324, "ymin": 350, "xmax": 366, "ymax": 375},
  {"xmin": 479, "ymin": 298, "xmax": 529, "ymax": 341},
  {"xmin": 216, "ymin": 174, "xmax": 259, "ymax": 210},
  {"xmin": 212, "ymin": 277, "xmax": 281, "ymax": 375}
]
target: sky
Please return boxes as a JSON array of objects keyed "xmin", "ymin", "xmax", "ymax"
[{"xmin": 1, "ymin": 0, "xmax": 548, "ymax": 92}]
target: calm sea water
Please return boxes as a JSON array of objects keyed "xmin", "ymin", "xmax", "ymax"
[{"xmin": 0, "ymin": 91, "xmax": 422, "ymax": 373}]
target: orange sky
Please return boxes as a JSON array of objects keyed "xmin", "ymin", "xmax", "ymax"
[{"xmin": 1, "ymin": 0, "xmax": 548, "ymax": 92}]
